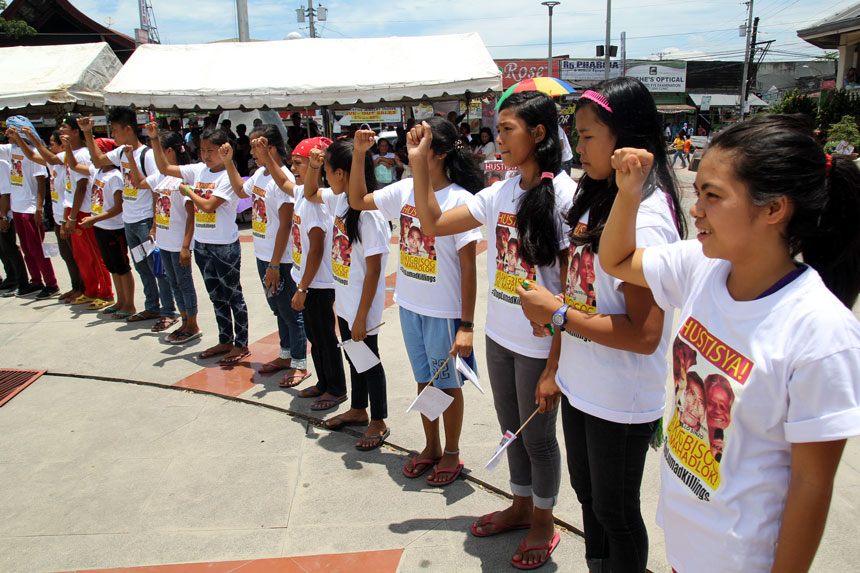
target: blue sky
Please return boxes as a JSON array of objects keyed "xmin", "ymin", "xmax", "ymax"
[{"xmin": 69, "ymin": 0, "xmax": 847, "ymax": 61}]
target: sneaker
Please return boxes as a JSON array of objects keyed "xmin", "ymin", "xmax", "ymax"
[
  {"xmin": 16, "ymin": 283, "xmax": 42, "ymax": 297},
  {"xmin": 0, "ymin": 279, "xmax": 16, "ymax": 291},
  {"xmin": 35, "ymin": 286, "xmax": 60, "ymax": 300}
]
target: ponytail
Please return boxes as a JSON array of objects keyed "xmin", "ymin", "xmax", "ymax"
[
  {"xmin": 326, "ymin": 139, "xmax": 379, "ymax": 246},
  {"xmin": 158, "ymin": 130, "xmax": 191, "ymax": 165},
  {"xmin": 424, "ymin": 116, "xmax": 484, "ymax": 194},
  {"xmin": 251, "ymin": 125, "xmax": 289, "ymax": 165},
  {"xmin": 499, "ymin": 91, "xmax": 562, "ymax": 268},
  {"xmin": 710, "ymin": 113, "xmax": 860, "ymax": 308}
]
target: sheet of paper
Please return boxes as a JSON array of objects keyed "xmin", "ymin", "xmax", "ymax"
[
  {"xmin": 42, "ymin": 241, "xmax": 59, "ymax": 258},
  {"xmin": 485, "ymin": 430, "xmax": 517, "ymax": 472},
  {"xmin": 405, "ymin": 384, "xmax": 454, "ymax": 422},
  {"xmin": 130, "ymin": 239, "xmax": 155, "ymax": 264},
  {"xmin": 339, "ymin": 339, "xmax": 381, "ymax": 373},
  {"xmin": 455, "ymin": 355, "xmax": 484, "ymax": 394}
]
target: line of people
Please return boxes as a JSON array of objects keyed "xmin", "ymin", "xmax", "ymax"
[{"xmin": 2, "ymin": 77, "xmax": 859, "ymax": 572}]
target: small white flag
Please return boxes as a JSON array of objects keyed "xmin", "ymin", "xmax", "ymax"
[
  {"xmin": 405, "ymin": 385, "xmax": 454, "ymax": 421},
  {"xmin": 485, "ymin": 430, "xmax": 517, "ymax": 472},
  {"xmin": 42, "ymin": 241, "xmax": 59, "ymax": 258},
  {"xmin": 455, "ymin": 355, "xmax": 483, "ymax": 394},
  {"xmin": 339, "ymin": 339, "xmax": 381, "ymax": 373},
  {"xmin": 130, "ymin": 239, "xmax": 155, "ymax": 263}
]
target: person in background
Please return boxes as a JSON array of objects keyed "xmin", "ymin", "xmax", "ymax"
[
  {"xmin": 287, "ymin": 112, "xmax": 306, "ymax": 151},
  {"xmin": 671, "ymin": 133, "xmax": 687, "ymax": 169},
  {"xmin": 234, "ymin": 124, "xmax": 251, "ymax": 177},
  {"xmin": 220, "ymin": 120, "xmax": 237, "ymax": 145},
  {"xmin": 475, "ymin": 127, "xmax": 499, "ymax": 162},
  {"xmin": 0, "ymin": 144, "xmax": 28, "ymax": 296}
]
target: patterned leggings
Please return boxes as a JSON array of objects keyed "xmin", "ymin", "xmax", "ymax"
[{"xmin": 194, "ymin": 240, "xmax": 248, "ymax": 348}]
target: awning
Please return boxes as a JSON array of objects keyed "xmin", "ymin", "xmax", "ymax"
[
  {"xmin": 689, "ymin": 93, "xmax": 768, "ymax": 108},
  {"xmin": 105, "ymin": 34, "xmax": 502, "ymax": 110},
  {"xmin": 656, "ymin": 104, "xmax": 696, "ymax": 114},
  {"xmin": 0, "ymin": 43, "xmax": 121, "ymax": 111}
]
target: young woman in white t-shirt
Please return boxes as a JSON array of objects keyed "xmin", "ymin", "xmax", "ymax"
[
  {"xmin": 600, "ymin": 114, "xmax": 860, "ymax": 573},
  {"xmin": 303, "ymin": 140, "xmax": 392, "ymax": 452},
  {"xmin": 475, "ymin": 127, "xmax": 499, "ymax": 161},
  {"xmin": 126, "ymin": 130, "xmax": 200, "ymax": 344},
  {"xmin": 349, "ymin": 117, "xmax": 484, "ymax": 486},
  {"xmin": 221, "ymin": 125, "xmax": 309, "ymax": 386},
  {"xmin": 411, "ymin": 91, "xmax": 575, "ymax": 570},
  {"xmin": 516, "ymin": 77, "xmax": 687, "ymax": 573},
  {"xmin": 149, "ymin": 122, "xmax": 249, "ymax": 366}
]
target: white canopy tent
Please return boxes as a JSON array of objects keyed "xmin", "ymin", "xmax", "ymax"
[
  {"xmin": 103, "ymin": 33, "xmax": 502, "ymax": 110},
  {"xmin": 0, "ymin": 43, "xmax": 122, "ymax": 111}
]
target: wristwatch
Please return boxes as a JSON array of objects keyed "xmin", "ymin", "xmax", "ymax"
[
  {"xmin": 296, "ymin": 286, "xmax": 308, "ymax": 293},
  {"xmin": 551, "ymin": 304, "xmax": 570, "ymax": 328},
  {"xmin": 459, "ymin": 321, "xmax": 474, "ymax": 330}
]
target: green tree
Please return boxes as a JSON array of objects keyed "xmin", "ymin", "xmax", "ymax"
[
  {"xmin": 768, "ymin": 89, "xmax": 817, "ymax": 119},
  {"xmin": 0, "ymin": 18, "xmax": 36, "ymax": 40},
  {"xmin": 818, "ymin": 89, "xmax": 860, "ymax": 139},
  {"xmin": 824, "ymin": 115, "xmax": 860, "ymax": 154}
]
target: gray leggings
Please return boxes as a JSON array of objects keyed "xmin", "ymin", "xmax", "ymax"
[{"xmin": 485, "ymin": 336, "xmax": 561, "ymax": 510}]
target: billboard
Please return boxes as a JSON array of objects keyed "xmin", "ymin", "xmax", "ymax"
[
  {"xmin": 495, "ymin": 60, "xmax": 562, "ymax": 89},
  {"xmin": 624, "ymin": 60, "xmax": 687, "ymax": 92},
  {"xmin": 560, "ymin": 59, "xmax": 622, "ymax": 82}
]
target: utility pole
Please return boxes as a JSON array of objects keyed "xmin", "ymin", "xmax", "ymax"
[
  {"xmin": 297, "ymin": 2, "xmax": 326, "ymax": 38},
  {"xmin": 542, "ymin": 2, "xmax": 560, "ymax": 78},
  {"xmin": 747, "ymin": 16, "xmax": 759, "ymax": 97},
  {"xmin": 604, "ymin": 0, "xmax": 612, "ymax": 80},
  {"xmin": 307, "ymin": 0, "xmax": 316, "ymax": 38},
  {"xmin": 621, "ymin": 31, "xmax": 626, "ymax": 76},
  {"xmin": 738, "ymin": 0, "xmax": 754, "ymax": 120},
  {"xmin": 237, "ymin": 0, "xmax": 250, "ymax": 42}
]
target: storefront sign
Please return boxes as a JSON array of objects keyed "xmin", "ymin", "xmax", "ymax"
[
  {"xmin": 495, "ymin": 60, "xmax": 562, "ymax": 89},
  {"xmin": 624, "ymin": 61, "xmax": 687, "ymax": 92},
  {"xmin": 560, "ymin": 59, "xmax": 622, "ymax": 81}
]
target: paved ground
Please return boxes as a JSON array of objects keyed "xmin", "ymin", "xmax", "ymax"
[{"xmin": 1, "ymin": 167, "xmax": 859, "ymax": 572}]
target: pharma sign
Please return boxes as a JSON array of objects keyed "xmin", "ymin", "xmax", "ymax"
[
  {"xmin": 560, "ymin": 59, "xmax": 622, "ymax": 81},
  {"xmin": 624, "ymin": 60, "xmax": 686, "ymax": 92}
]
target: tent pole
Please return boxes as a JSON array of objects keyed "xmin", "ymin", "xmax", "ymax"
[{"xmin": 322, "ymin": 105, "xmax": 331, "ymax": 139}]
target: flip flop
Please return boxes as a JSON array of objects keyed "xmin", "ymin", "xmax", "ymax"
[
  {"xmin": 310, "ymin": 395, "xmax": 347, "ymax": 411},
  {"xmin": 218, "ymin": 350, "xmax": 251, "ymax": 366},
  {"xmin": 199, "ymin": 347, "xmax": 230, "ymax": 360},
  {"xmin": 259, "ymin": 361, "xmax": 288, "ymax": 375},
  {"xmin": 470, "ymin": 511, "xmax": 532, "ymax": 538},
  {"xmin": 402, "ymin": 455, "xmax": 441, "ymax": 478},
  {"xmin": 127, "ymin": 311, "xmax": 159, "ymax": 322},
  {"xmin": 297, "ymin": 386, "xmax": 324, "ymax": 398},
  {"xmin": 87, "ymin": 298, "xmax": 115, "ymax": 311},
  {"xmin": 111, "ymin": 311, "xmax": 132, "ymax": 320},
  {"xmin": 355, "ymin": 428, "xmax": 390, "ymax": 451},
  {"xmin": 167, "ymin": 331, "xmax": 203, "ymax": 345},
  {"xmin": 510, "ymin": 532, "xmax": 561, "ymax": 570},
  {"xmin": 280, "ymin": 370, "xmax": 312, "ymax": 388},
  {"xmin": 324, "ymin": 415, "xmax": 368, "ymax": 430},
  {"xmin": 151, "ymin": 316, "xmax": 180, "ymax": 333},
  {"xmin": 100, "ymin": 305, "xmax": 119, "ymax": 314},
  {"xmin": 70, "ymin": 294, "xmax": 96, "ymax": 305},
  {"xmin": 426, "ymin": 461, "xmax": 464, "ymax": 486}
]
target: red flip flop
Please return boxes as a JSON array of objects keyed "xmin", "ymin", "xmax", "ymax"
[
  {"xmin": 511, "ymin": 532, "xmax": 561, "ymax": 570},
  {"xmin": 426, "ymin": 461, "xmax": 464, "ymax": 486},
  {"xmin": 402, "ymin": 456, "xmax": 441, "ymax": 478},
  {"xmin": 470, "ymin": 511, "xmax": 531, "ymax": 537}
]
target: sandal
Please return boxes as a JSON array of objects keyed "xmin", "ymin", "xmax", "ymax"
[
  {"xmin": 259, "ymin": 361, "xmax": 288, "ymax": 375},
  {"xmin": 355, "ymin": 428, "xmax": 390, "ymax": 451},
  {"xmin": 199, "ymin": 347, "xmax": 230, "ymax": 360},
  {"xmin": 297, "ymin": 386, "xmax": 324, "ymax": 398},
  {"xmin": 151, "ymin": 316, "xmax": 180, "ymax": 333},
  {"xmin": 87, "ymin": 298, "xmax": 115, "ymax": 311},
  {"xmin": 280, "ymin": 370, "xmax": 312, "ymax": 388},
  {"xmin": 510, "ymin": 532, "xmax": 561, "ymax": 570},
  {"xmin": 70, "ymin": 294, "xmax": 96, "ymax": 305},
  {"xmin": 127, "ymin": 311, "xmax": 159, "ymax": 322},
  {"xmin": 167, "ymin": 331, "xmax": 203, "ymax": 345},
  {"xmin": 402, "ymin": 456, "xmax": 441, "ymax": 478},
  {"xmin": 324, "ymin": 415, "xmax": 367, "ymax": 430},
  {"xmin": 310, "ymin": 395, "xmax": 347, "ymax": 411},
  {"xmin": 426, "ymin": 461, "xmax": 464, "ymax": 486},
  {"xmin": 218, "ymin": 350, "xmax": 251, "ymax": 366},
  {"xmin": 111, "ymin": 311, "xmax": 132, "ymax": 320},
  {"xmin": 470, "ymin": 511, "xmax": 532, "ymax": 538},
  {"xmin": 100, "ymin": 304, "xmax": 119, "ymax": 314}
]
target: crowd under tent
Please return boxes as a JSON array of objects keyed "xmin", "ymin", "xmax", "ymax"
[
  {"xmin": 103, "ymin": 33, "xmax": 503, "ymax": 127},
  {"xmin": 0, "ymin": 42, "xmax": 122, "ymax": 116}
]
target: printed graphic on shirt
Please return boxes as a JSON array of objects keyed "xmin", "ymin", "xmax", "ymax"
[
  {"xmin": 193, "ymin": 183, "xmax": 216, "ymax": 229},
  {"xmin": 399, "ymin": 204, "xmax": 437, "ymax": 284},
  {"xmin": 155, "ymin": 190, "xmax": 171, "ymax": 229},
  {"xmin": 563, "ymin": 222, "xmax": 597, "ymax": 342},
  {"xmin": 91, "ymin": 179, "xmax": 105, "ymax": 214},
  {"xmin": 331, "ymin": 215, "xmax": 352, "ymax": 285},
  {"xmin": 491, "ymin": 212, "xmax": 535, "ymax": 306},
  {"xmin": 664, "ymin": 316, "xmax": 752, "ymax": 502},
  {"xmin": 251, "ymin": 186, "xmax": 267, "ymax": 238},
  {"xmin": 10, "ymin": 154, "xmax": 23, "ymax": 186},
  {"xmin": 121, "ymin": 162, "xmax": 138, "ymax": 200},
  {"xmin": 291, "ymin": 212, "xmax": 302, "ymax": 270},
  {"xmin": 65, "ymin": 166, "xmax": 73, "ymax": 192},
  {"xmin": 50, "ymin": 168, "xmax": 60, "ymax": 202}
]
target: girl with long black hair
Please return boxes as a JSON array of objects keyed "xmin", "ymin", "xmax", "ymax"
[{"xmin": 411, "ymin": 91, "xmax": 575, "ymax": 569}]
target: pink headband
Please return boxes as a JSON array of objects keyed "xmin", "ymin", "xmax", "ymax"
[{"xmin": 580, "ymin": 90, "xmax": 613, "ymax": 113}]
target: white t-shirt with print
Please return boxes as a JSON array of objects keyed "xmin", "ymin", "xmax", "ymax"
[
  {"xmin": 49, "ymin": 151, "xmax": 67, "ymax": 221},
  {"xmin": 0, "ymin": 159, "xmax": 9, "ymax": 218},
  {"xmin": 244, "ymin": 165, "xmax": 295, "ymax": 263},
  {"xmin": 642, "ymin": 239, "xmax": 860, "ymax": 573},
  {"xmin": 319, "ymin": 189, "xmax": 390, "ymax": 330},
  {"xmin": 179, "ymin": 163, "xmax": 237, "ymax": 245},
  {"xmin": 0, "ymin": 144, "xmax": 47, "ymax": 214},
  {"xmin": 557, "ymin": 189, "xmax": 680, "ymax": 424},
  {"xmin": 290, "ymin": 190, "xmax": 335, "ymax": 290},
  {"xmin": 90, "ymin": 167, "xmax": 125, "ymax": 231},
  {"xmin": 465, "ymin": 172, "xmax": 576, "ymax": 359},
  {"xmin": 66, "ymin": 147, "xmax": 93, "ymax": 213},
  {"xmin": 106, "ymin": 145, "xmax": 157, "ymax": 224},
  {"xmin": 146, "ymin": 173, "xmax": 192, "ymax": 253},
  {"xmin": 373, "ymin": 178, "xmax": 481, "ymax": 319}
]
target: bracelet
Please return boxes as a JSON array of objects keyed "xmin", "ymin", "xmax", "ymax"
[
  {"xmin": 296, "ymin": 286, "xmax": 308, "ymax": 293},
  {"xmin": 68, "ymin": 216, "xmax": 77, "ymax": 222},
  {"xmin": 459, "ymin": 321, "xmax": 474, "ymax": 330},
  {"xmin": 267, "ymin": 264, "xmax": 279, "ymax": 271},
  {"xmin": 309, "ymin": 164, "xmax": 320, "ymax": 170}
]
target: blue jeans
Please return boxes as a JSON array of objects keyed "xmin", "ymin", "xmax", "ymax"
[
  {"xmin": 671, "ymin": 149, "xmax": 687, "ymax": 167},
  {"xmin": 255, "ymin": 258, "xmax": 307, "ymax": 368},
  {"xmin": 195, "ymin": 241, "xmax": 248, "ymax": 347},
  {"xmin": 125, "ymin": 218, "xmax": 175, "ymax": 316},
  {"xmin": 162, "ymin": 249, "xmax": 197, "ymax": 317}
]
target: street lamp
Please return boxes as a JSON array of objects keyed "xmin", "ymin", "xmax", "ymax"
[{"xmin": 542, "ymin": 1, "xmax": 560, "ymax": 79}]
